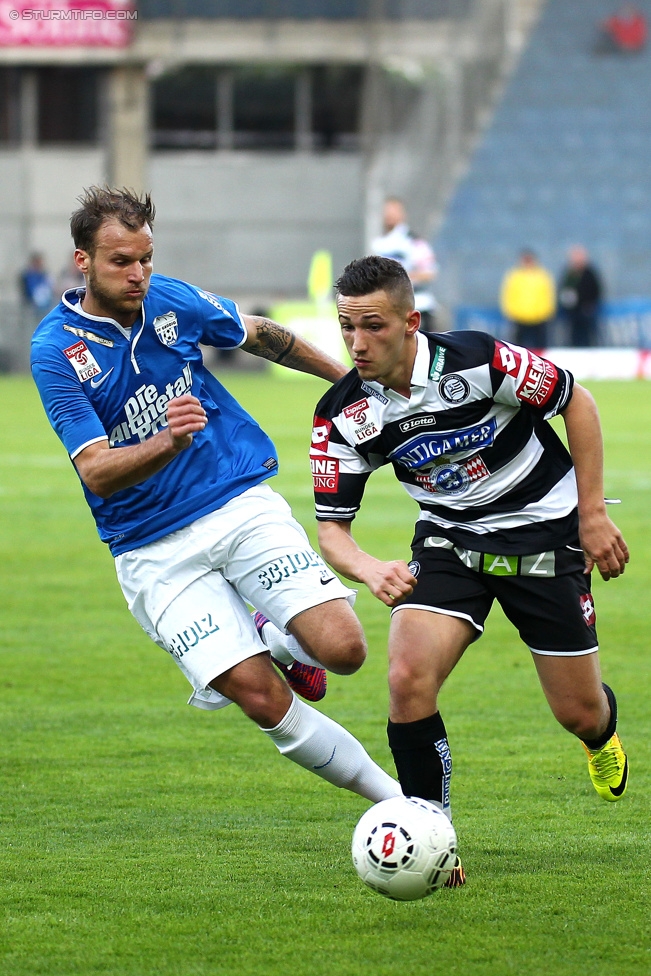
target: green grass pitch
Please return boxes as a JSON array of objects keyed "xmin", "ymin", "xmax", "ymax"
[{"xmin": 0, "ymin": 372, "xmax": 649, "ymax": 976}]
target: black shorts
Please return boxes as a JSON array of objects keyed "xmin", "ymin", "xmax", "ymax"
[{"xmin": 393, "ymin": 541, "xmax": 598, "ymax": 656}]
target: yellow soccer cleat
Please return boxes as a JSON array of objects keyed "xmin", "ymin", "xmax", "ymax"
[
  {"xmin": 582, "ymin": 732, "xmax": 629, "ymax": 801},
  {"xmin": 444, "ymin": 856, "xmax": 466, "ymax": 888}
]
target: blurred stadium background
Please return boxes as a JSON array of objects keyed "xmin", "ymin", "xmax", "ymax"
[{"xmin": 1, "ymin": 0, "xmax": 650, "ymax": 369}]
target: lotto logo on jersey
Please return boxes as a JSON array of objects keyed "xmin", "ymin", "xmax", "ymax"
[
  {"xmin": 492, "ymin": 341, "xmax": 522, "ymax": 376},
  {"xmin": 310, "ymin": 455, "xmax": 339, "ymax": 492},
  {"xmin": 343, "ymin": 398, "xmax": 369, "ymax": 424},
  {"xmin": 516, "ymin": 352, "xmax": 558, "ymax": 407},
  {"xmin": 311, "ymin": 417, "xmax": 332, "ymax": 451},
  {"xmin": 63, "ymin": 340, "xmax": 101, "ymax": 383}
]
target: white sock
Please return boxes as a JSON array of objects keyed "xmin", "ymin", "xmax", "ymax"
[
  {"xmin": 258, "ymin": 619, "xmax": 322, "ymax": 669},
  {"xmin": 261, "ymin": 695, "xmax": 402, "ymax": 803}
]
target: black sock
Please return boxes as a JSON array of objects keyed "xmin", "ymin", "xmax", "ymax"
[
  {"xmin": 582, "ymin": 682, "xmax": 618, "ymax": 751},
  {"xmin": 387, "ymin": 712, "xmax": 452, "ymax": 809}
]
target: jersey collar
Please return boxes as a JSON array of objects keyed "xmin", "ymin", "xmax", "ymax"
[
  {"xmin": 61, "ymin": 287, "xmax": 144, "ymax": 340},
  {"xmin": 362, "ymin": 330, "xmax": 429, "ymax": 400},
  {"xmin": 410, "ymin": 331, "xmax": 430, "ymax": 389}
]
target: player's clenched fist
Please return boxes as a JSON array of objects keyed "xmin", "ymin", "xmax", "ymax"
[
  {"xmin": 166, "ymin": 394, "xmax": 207, "ymax": 450},
  {"xmin": 365, "ymin": 559, "xmax": 418, "ymax": 608}
]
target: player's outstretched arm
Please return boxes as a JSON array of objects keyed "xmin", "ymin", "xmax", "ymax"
[
  {"xmin": 241, "ymin": 314, "xmax": 348, "ymax": 383},
  {"xmin": 318, "ymin": 519, "xmax": 417, "ymax": 607},
  {"xmin": 561, "ymin": 383, "xmax": 629, "ymax": 580},
  {"xmin": 74, "ymin": 394, "xmax": 207, "ymax": 498}
]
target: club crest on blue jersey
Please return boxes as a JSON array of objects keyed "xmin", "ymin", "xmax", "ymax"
[{"xmin": 153, "ymin": 311, "xmax": 179, "ymax": 346}]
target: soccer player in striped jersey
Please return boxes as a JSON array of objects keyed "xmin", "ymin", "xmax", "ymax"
[{"xmin": 312, "ymin": 256, "xmax": 630, "ymax": 884}]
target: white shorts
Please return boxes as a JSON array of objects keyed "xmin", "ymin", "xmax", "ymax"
[{"xmin": 115, "ymin": 484, "xmax": 354, "ymax": 709}]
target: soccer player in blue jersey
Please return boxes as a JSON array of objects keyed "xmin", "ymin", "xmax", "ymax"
[{"xmin": 31, "ymin": 187, "xmax": 401, "ymax": 807}]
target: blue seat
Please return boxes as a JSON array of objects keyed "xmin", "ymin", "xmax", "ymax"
[{"xmin": 434, "ymin": 0, "xmax": 651, "ymax": 310}]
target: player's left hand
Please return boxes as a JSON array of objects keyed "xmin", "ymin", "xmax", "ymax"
[{"xmin": 579, "ymin": 511, "xmax": 629, "ymax": 580}]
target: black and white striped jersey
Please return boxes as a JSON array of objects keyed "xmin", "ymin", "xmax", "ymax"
[{"xmin": 312, "ymin": 330, "xmax": 578, "ymax": 555}]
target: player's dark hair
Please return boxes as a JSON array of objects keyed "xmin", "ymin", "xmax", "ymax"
[
  {"xmin": 335, "ymin": 255, "xmax": 414, "ymax": 312},
  {"xmin": 70, "ymin": 186, "xmax": 156, "ymax": 254}
]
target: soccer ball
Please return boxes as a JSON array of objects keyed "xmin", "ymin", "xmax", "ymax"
[{"xmin": 351, "ymin": 796, "xmax": 457, "ymax": 901}]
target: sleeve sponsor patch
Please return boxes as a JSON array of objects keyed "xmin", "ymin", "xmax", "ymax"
[
  {"xmin": 311, "ymin": 417, "xmax": 332, "ymax": 451},
  {"xmin": 63, "ymin": 340, "xmax": 102, "ymax": 383},
  {"xmin": 310, "ymin": 455, "xmax": 340, "ymax": 492},
  {"xmin": 493, "ymin": 340, "xmax": 559, "ymax": 408},
  {"xmin": 492, "ymin": 340, "xmax": 522, "ymax": 376},
  {"xmin": 516, "ymin": 352, "xmax": 559, "ymax": 407}
]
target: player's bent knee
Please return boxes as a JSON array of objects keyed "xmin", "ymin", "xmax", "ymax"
[
  {"xmin": 553, "ymin": 703, "xmax": 606, "ymax": 739},
  {"xmin": 289, "ymin": 599, "xmax": 367, "ymax": 674},
  {"xmin": 209, "ymin": 657, "xmax": 292, "ymax": 727},
  {"xmin": 322, "ymin": 634, "xmax": 367, "ymax": 675},
  {"xmin": 231, "ymin": 684, "xmax": 292, "ymax": 727}
]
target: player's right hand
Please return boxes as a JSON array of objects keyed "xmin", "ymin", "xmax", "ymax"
[
  {"xmin": 364, "ymin": 559, "xmax": 418, "ymax": 607},
  {"xmin": 166, "ymin": 394, "xmax": 207, "ymax": 450}
]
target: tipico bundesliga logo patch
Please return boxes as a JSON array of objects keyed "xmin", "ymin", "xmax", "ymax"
[{"xmin": 63, "ymin": 339, "xmax": 102, "ymax": 382}]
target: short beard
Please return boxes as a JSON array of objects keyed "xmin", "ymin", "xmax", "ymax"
[{"xmin": 86, "ymin": 265, "xmax": 145, "ymax": 319}]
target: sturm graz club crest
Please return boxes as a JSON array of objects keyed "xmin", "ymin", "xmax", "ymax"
[
  {"xmin": 153, "ymin": 311, "xmax": 179, "ymax": 346},
  {"xmin": 439, "ymin": 373, "xmax": 470, "ymax": 404}
]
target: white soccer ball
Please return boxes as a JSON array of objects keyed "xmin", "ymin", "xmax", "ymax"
[{"xmin": 351, "ymin": 796, "xmax": 458, "ymax": 901}]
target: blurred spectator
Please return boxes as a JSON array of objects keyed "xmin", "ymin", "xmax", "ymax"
[
  {"xmin": 20, "ymin": 252, "xmax": 54, "ymax": 313},
  {"xmin": 58, "ymin": 256, "xmax": 85, "ymax": 295},
  {"xmin": 371, "ymin": 197, "xmax": 439, "ymax": 330},
  {"xmin": 499, "ymin": 249, "xmax": 556, "ymax": 350},
  {"xmin": 595, "ymin": 4, "xmax": 648, "ymax": 54},
  {"xmin": 558, "ymin": 245, "xmax": 604, "ymax": 348}
]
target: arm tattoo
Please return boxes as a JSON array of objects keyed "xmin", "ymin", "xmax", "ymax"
[
  {"xmin": 249, "ymin": 318, "xmax": 301, "ymax": 366},
  {"xmin": 244, "ymin": 314, "xmax": 345, "ymax": 381},
  {"xmin": 274, "ymin": 332, "xmax": 296, "ymax": 364}
]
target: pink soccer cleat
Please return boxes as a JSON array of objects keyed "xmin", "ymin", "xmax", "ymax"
[{"xmin": 252, "ymin": 611, "xmax": 327, "ymax": 702}]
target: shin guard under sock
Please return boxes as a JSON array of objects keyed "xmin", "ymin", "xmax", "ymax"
[
  {"xmin": 387, "ymin": 712, "xmax": 452, "ymax": 819},
  {"xmin": 261, "ymin": 695, "xmax": 401, "ymax": 802}
]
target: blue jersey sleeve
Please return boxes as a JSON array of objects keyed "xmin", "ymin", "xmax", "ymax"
[
  {"xmin": 32, "ymin": 360, "xmax": 108, "ymax": 459},
  {"xmin": 193, "ymin": 288, "xmax": 247, "ymax": 349}
]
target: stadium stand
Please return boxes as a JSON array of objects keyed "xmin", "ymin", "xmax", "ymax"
[
  {"xmin": 138, "ymin": 0, "xmax": 473, "ymax": 20},
  {"xmin": 435, "ymin": 0, "xmax": 651, "ymax": 340}
]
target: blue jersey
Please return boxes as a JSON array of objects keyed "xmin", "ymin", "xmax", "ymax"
[{"xmin": 31, "ymin": 274, "xmax": 278, "ymax": 556}]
